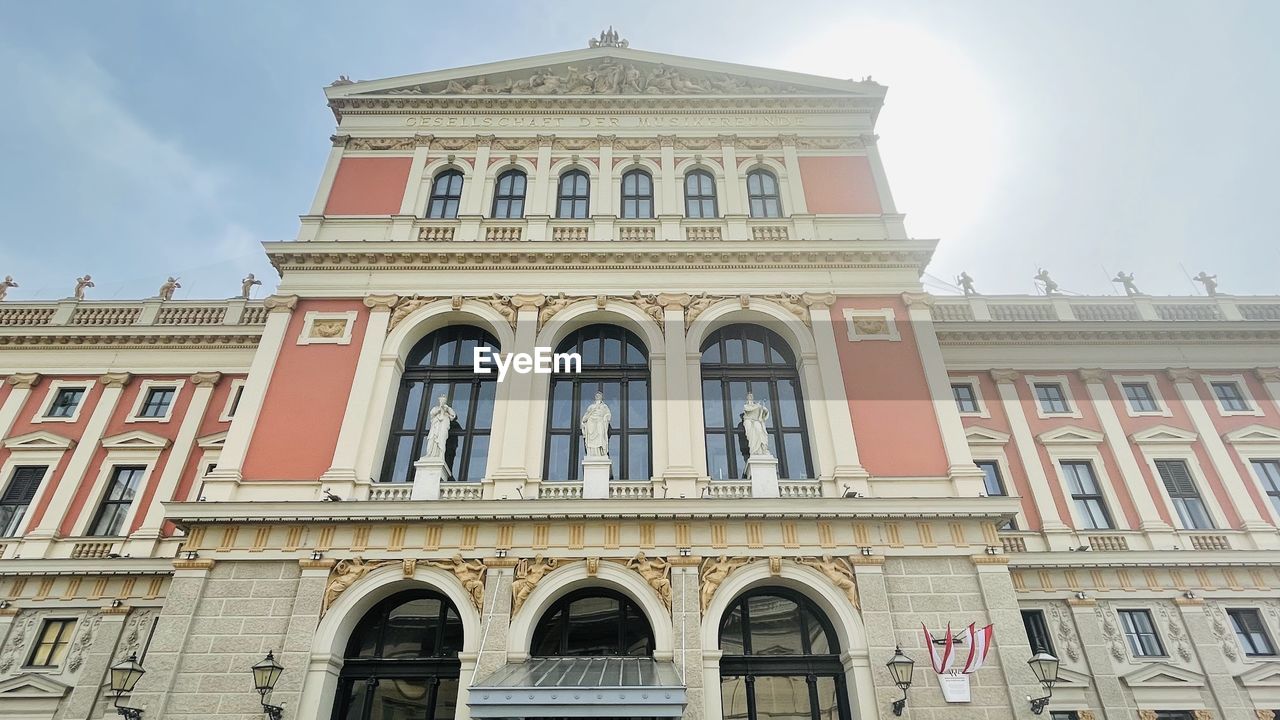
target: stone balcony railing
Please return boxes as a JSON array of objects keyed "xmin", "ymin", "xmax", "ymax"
[
  {"xmin": 0, "ymin": 297, "xmax": 268, "ymax": 330},
  {"xmin": 931, "ymin": 294, "xmax": 1280, "ymax": 324},
  {"xmin": 998, "ymin": 528, "xmax": 1252, "ymax": 554},
  {"xmin": 363, "ymin": 478, "xmax": 826, "ymax": 501}
]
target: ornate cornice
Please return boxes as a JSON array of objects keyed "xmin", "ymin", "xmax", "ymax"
[
  {"xmin": 936, "ymin": 328, "xmax": 1280, "ymax": 347},
  {"xmin": 5, "ymin": 373, "xmax": 40, "ymax": 389},
  {"xmin": 0, "ymin": 333, "xmax": 262, "ymax": 350}
]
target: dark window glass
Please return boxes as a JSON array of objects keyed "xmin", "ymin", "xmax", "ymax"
[
  {"xmin": 27, "ymin": 618, "xmax": 76, "ymax": 667},
  {"xmin": 1212, "ymin": 381, "xmax": 1250, "ymax": 411},
  {"xmin": 530, "ymin": 588, "xmax": 654, "ymax": 657},
  {"xmin": 684, "ymin": 170, "xmax": 718, "ymax": 218},
  {"xmin": 543, "ymin": 325, "xmax": 650, "ymax": 482},
  {"xmin": 1155, "ymin": 459, "xmax": 1214, "ymax": 529},
  {"xmin": 1035, "ymin": 383, "xmax": 1070, "ymax": 413},
  {"xmin": 1021, "ymin": 609, "xmax": 1054, "ymax": 654},
  {"xmin": 746, "ymin": 169, "xmax": 782, "ymax": 218},
  {"xmin": 701, "ymin": 325, "xmax": 813, "ymax": 481},
  {"xmin": 0, "ymin": 465, "xmax": 45, "ymax": 537},
  {"xmin": 427, "ymin": 169, "xmax": 464, "ymax": 219},
  {"xmin": 491, "ymin": 169, "xmax": 526, "ymax": 219},
  {"xmin": 620, "ymin": 168, "xmax": 654, "ymax": 219},
  {"xmin": 1061, "ymin": 461, "xmax": 1113, "ymax": 530},
  {"xmin": 1122, "ymin": 382, "xmax": 1160, "ymax": 412},
  {"xmin": 380, "ymin": 327, "xmax": 498, "ymax": 484},
  {"xmin": 1228, "ymin": 609, "xmax": 1276, "ymax": 656},
  {"xmin": 138, "ymin": 386, "xmax": 176, "ymax": 418},
  {"xmin": 952, "ymin": 383, "xmax": 979, "ymax": 413},
  {"xmin": 1153, "ymin": 713, "xmax": 1193, "ymax": 720},
  {"xmin": 719, "ymin": 588, "xmax": 850, "ymax": 720},
  {"xmin": 976, "ymin": 460, "xmax": 1017, "ymax": 530},
  {"xmin": 226, "ymin": 384, "xmax": 244, "ymax": 417},
  {"xmin": 88, "ymin": 466, "xmax": 144, "ymax": 536},
  {"xmin": 1050, "ymin": 713, "xmax": 1081, "ymax": 720},
  {"xmin": 1252, "ymin": 459, "xmax": 1280, "ymax": 518},
  {"xmin": 46, "ymin": 387, "xmax": 85, "ymax": 418},
  {"xmin": 1118, "ymin": 609, "xmax": 1165, "ymax": 657},
  {"xmin": 557, "ymin": 170, "xmax": 590, "ymax": 219}
]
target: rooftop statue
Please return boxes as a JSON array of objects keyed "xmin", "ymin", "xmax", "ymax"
[
  {"xmin": 1193, "ymin": 271, "xmax": 1219, "ymax": 297},
  {"xmin": 1112, "ymin": 271, "xmax": 1140, "ymax": 296},
  {"xmin": 1034, "ymin": 268, "xmax": 1060, "ymax": 296},
  {"xmin": 956, "ymin": 271, "xmax": 978, "ymax": 296},
  {"xmin": 240, "ymin": 273, "xmax": 262, "ymax": 299},
  {"xmin": 73, "ymin": 274, "xmax": 94, "ymax": 300},
  {"xmin": 158, "ymin": 276, "xmax": 181, "ymax": 301},
  {"xmin": 588, "ymin": 26, "xmax": 629, "ymax": 49},
  {"xmin": 0, "ymin": 275, "xmax": 16, "ymax": 301}
]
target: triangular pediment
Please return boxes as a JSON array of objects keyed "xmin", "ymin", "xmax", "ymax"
[
  {"xmin": 327, "ymin": 46, "xmax": 881, "ymax": 99},
  {"xmin": 1037, "ymin": 426, "xmax": 1105, "ymax": 445},
  {"xmin": 1122, "ymin": 662, "xmax": 1205, "ymax": 688},
  {"xmin": 1055, "ymin": 667, "xmax": 1093, "ymax": 688},
  {"xmin": 0, "ymin": 672, "xmax": 71, "ymax": 697},
  {"xmin": 1223, "ymin": 424, "xmax": 1280, "ymax": 444},
  {"xmin": 197, "ymin": 430, "xmax": 227, "ymax": 449},
  {"xmin": 2, "ymin": 430, "xmax": 75, "ymax": 451},
  {"xmin": 1130, "ymin": 425, "xmax": 1199, "ymax": 444},
  {"xmin": 1238, "ymin": 662, "xmax": 1280, "ymax": 686},
  {"xmin": 965, "ymin": 425, "xmax": 1011, "ymax": 445},
  {"xmin": 101, "ymin": 430, "xmax": 171, "ymax": 450}
]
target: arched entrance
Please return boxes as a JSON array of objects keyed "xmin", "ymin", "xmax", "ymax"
[
  {"xmin": 718, "ymin": 587, "xmax": 852, "ymax": 720},
  {"xmin": 330, "ymin": 589, "xmax": 463, "ymax": 720}
]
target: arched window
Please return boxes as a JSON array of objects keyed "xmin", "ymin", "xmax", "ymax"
[
  {"xmin": 684, "ymin": 169, "xmax": 718, "ymax": 218},
  {"xmin": 491, "ymin": 169, "xmax": 526, "ymax": 219},
  {"xmin": 544, "ymin": 325, "xmax": 650, "ymax": 482},
  {"xmin": 701, "ymin": 324, "xmax": 813, "ymax": 480},
  {"xmin": 557, "ymin": 169, "xmax": 590, "ymax": 219},
  {"xmin": 620, "ymin": 168, "xmax": 653, "ymax": 219},
  {"xmin": 719, "ymin": 588, "xmax": 851, "ymax": 720},
  {"xmin": 747, "ymin": 168, "xmax": 783, "ymax": 218},
  {"xmin": 531, "ymin": 588, "xmax": 654, "ymax": 657},
  {"xmin": 427, "ymin": 170, "xmax": 464, "ymax": 219},
  {"xmin": 381, "ymin": 327, "xmax": 498, "ymax": 484},
  {"xmin": 332, "ymin": 589, "xmax": 463, "ymax": 720}
]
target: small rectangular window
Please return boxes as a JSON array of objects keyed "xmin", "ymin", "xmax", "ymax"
[
  {"xmin": 27, "ymin": 618, "xmax": 77, "ymax": 667},
  {"xmin": 1122, "ymin": 382, "xmax": 1160, "ymax": 412},
  {"xmin": 88, "ymin": 466, "xmax": 145, "ymax": 537},
  {"xmin": 138, "ymin": 386, "xmax": 176, "ymax": 418},
  {"xmin": 1049, "ymin": 712, "xmax": 1080, "ymax": 720},
  {"xmin": 224, "ymin": 383, "xmax": 245, "ymax": 419},
  {"xmin": 1155, "ymin": 459, "xmax": 1214, "ymax": 529},
  {"xmin": 1021, "ymin": 609, "xmax": 1054, "ymax": 654},
  {"xmin": 1061, "ymin": 461, "xmax": 1113, "ymax": 529},
  {"xmin": 1035, "ymin": 383, "xmax": 1070, "ymax": 413},
  {"xmin": 46, "ymin": 387, "xmax": 85, "ymax": 418},
  {"xmin": 1212, "ymin": 381, "xmax": 1250, "ymax": 411},
  {"xmin": 1251, "ymin": 460, "xmax": 1280, "ymax": 518},
  {"xmin": 1228, "ymin": 609, "xmax": 1276, "ymax": 657},
  {"xmin": 976, "ymin": 460, "xmax": 1016, "ymax": 529},
  {"xmin": 0, "ymin": 466, "xmax": 46, "ymax": 537},
  {"xmin": 952, "ymin": 383, "xmax": 980, "ymax": 413},
  {"xmin": 1153, "ymin": 712, "xmax": 1193, "ymax": 720},
  {"xmin": 1118, "ymin": 609, "xmax": 1165, "ymax": 657}
]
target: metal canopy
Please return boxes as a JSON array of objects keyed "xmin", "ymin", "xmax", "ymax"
[{"xmin": 469, "ymin": 656, "xmax": 686, "ymax": 718}]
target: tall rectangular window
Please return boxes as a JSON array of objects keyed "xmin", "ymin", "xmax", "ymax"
[
  {"xmin": 27, "ymin": 618, "xmax": 77, "ymax": 667},
  {"xmin": 1061, "ymin": 461, "xmax": 1113, "ymax": 529},
  {"xmin": 226, "ymin": 384, "xmax": 245, "ymax": 418},
  {"xmin": 138, "ymin": 386, "xmax": 176, "ymax": 418},
  {"xmin": 1035, "ymin": 383, "xmax": 1070, "ymax": 413},
  {"xmin": 0, "ymin": 466, "xmax": 46, "ymax": 537},
  {"xmin": 952, "ymin": 383, "xmax": 979, "ymax": 413},
  {"xmin": 1021, "ymin": 609, "xmax": 1054, "ymax": 654},
  {"xmin": 1228, "ymin": 609, "xmax": 1276, "ymax": 657},
  {"xmin": 1122, "ymin": 382, "xmax": 1160, "ymax": 412},
  {"xmin": 1251, "ymin": 460, "xmax": 1280, "ymax": 517},
  {"xmin": 46, "ymin": 387, "xmax": 85, "ymax": 418},
  {"xmin": 1118, "ymin": 609, "xmax": 1165, "ymax": 657},
  {"xmin": 1211, "ymin": 381, "xmax": 1250, "ymax": 411},
  {"xmin": 1155, "ymin": 459, "xmax": 1214, "ymax": 529},
  {"xmin": 88, "ymin": 466, "xmax": 145, "ymax": 537},
  {"xmin": 976, "ymin": 460, "xmax": 1016, "ymax": 529}
]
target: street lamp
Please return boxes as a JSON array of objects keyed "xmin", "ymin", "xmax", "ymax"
[
  {"xmin": 109, "ymin": 653, "xmax": 146, "ymax": 719},
  {"xmin": 1027, "ymin": 647, "xmax": 1060, "ymax": 715},
  {"xmin": 885, "ymin": 646, "xmax": 915, "ymax": 716},
  {"xmin": 252, "ymin": 650, "xmax": 285, "ymax": 720}
]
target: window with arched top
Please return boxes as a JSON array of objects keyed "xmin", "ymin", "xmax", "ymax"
[
  {"xmin": 544, "ymin": 324, "xmax": 650, "ymax": 482},
  {"xmin": 747, "ymin": 168, "xmax": 783, "ymax": 218},
  {"xmin": 332, "ymin": 589, "xmax": 463, "ymax": 720},
  {"xmin": 719, "ymin": 588, "xmax": 851, "ymax": 720},
  {"xmin": 381, "ymin": 327, "xmax": 498, "ymax": 484},
  {"xmin": 684, "ymin": 169, "xmax": 718, "ymax": 218},
  {"xmin": 620, "ymin": 168, "xmax": 654, "ymax": 219},
  {"xmin": 531, "ymin": 588, "xmax": 654, "ymax": 657},
  {"xmin": 701, "ymin": 324, "xmax": 813, "ymax": 481},
  {"xmin": 491, "ymin": 169, "xmax": 526, "ymax": 219},
  {"xmin": 427, "ymin": 170, "xmax": 464, "ymax": 219},
  {"xmin": 557, "ymin": 169, "xmax": 590, "ymax": 219}
]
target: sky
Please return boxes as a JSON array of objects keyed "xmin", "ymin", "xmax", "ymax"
[{"xmin": 1, "ymin": 1, "xmax": 1277, "ymax": 301}]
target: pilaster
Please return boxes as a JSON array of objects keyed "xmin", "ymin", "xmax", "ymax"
[
  {"xmin": 492, "ymin": 296, "xmax": 543, "ymax": 491},
  {"xmin": 660, "ymin": 295, "xmax": 699, "ymax": 495},
  {"xmin": 323, "ymin": 295, "xmax": 398, "ymax": 489},
  {"xmin": 1255, "ymin": 367, "xmax": 1280, "ymax": 418},
  {"xmin": 671, "ymin": 562, "xmax": 703, "ymax": 720},
  {"xmin": 0, "ymin": 373, "xmax": 40, "ymax": 439},
  {"xmin": 127, "ymin": 560, "xmax": 215, "ymax": 718},
  {"xmin": 55, "ymin": 608, "xmax": 129, "ymax": 719},
  {"xmin": 990, "ymin": 369, "xmax": 1072, "ymax": 540},
  {"xmin": 1175, "ymin": 600, "xmax": 1250, "ymax": 717},
  {"xmin": 806, "ymin": 296, "xmax": 868, "ymax": 494},
  {"xmin": 973, "ymin": 558, "xmax": 1045, "ymax": 716},
  {"xmin": 398, "ymin": 134, "xmax": 433, "ymax": 215},
  {"xmin": 1066, "ymin": 598, "xmax": 1135, "ymax": 715}
]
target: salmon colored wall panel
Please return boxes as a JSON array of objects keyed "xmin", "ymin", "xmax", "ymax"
[
  {"xmin": 798, "ymin": 156, "xmax": 882, "ymax": 214},
  {"xmin": 956, "ymin": 374, "xmax": 1045, "ymax": 529},
  {"xmin": 243, "ymin": 300, "xmax": 368, "ymax": 480},
  {"xmin": 831, "ymin": 299, "xmax": 948, "ymax": 477},
  {"xmin": 324, "ymin": 157, "xmax": 412, "ymax": 216}
]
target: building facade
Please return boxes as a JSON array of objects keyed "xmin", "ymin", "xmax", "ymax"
[{"xmin": 2, "ymin": 36, "xmax": 1280, "ymax": 720}]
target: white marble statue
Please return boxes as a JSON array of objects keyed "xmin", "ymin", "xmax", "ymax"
[
  {"xmin": 423, "ymin": 395, "xmax": 456, "ymax": 459},
  {"xmin": 0, "ymin": 276, "xmax": 16, "ymax": 301},
  {"xmin": 74, "ymin": 275, "xmax": 94, "ymax": 300},
  {"xmin": 742, "ymin": 392, "xmax": 771, "ymax": 457},
  {"xmin": 581, "ymin": 391, "xmax": 611, "ymax": 457},
  {"xmin": 1034, "ymin": 268, "xmax": 1059, "ymax": 295},
  {"xmin": 158, "ymin": 276, "xmax": 181, "ymax": 301}
]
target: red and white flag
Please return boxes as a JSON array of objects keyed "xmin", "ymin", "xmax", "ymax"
[
  {"xmin": 922, "ymin": 623, "xmax": 956, "ymax": 674},
  {"xmin": 961, "ymin": 623, "xmax": 995, "ymax": 674}
]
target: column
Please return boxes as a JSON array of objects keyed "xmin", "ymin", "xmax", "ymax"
[
  {"xmin": 799, "ymin": 352, "xmax": 838, "ymax": 489},
  {"xmin": 460, "ymin": 559, "xmax": 514, "ymax": 720},
  {"xmin": 1255, "ymin": 367, "xmax": 1280, "ymax": 417},
  {"xmin": 128, "ymin": 372, "xmax": 221, "ymax": 552},
  {"xmin": 26, "ymin": 372, "xmax": 130, "ymax": 558},
  {"xmin": 779, "ymin": 135, "xmax": 814, "ymax": 241},
  {"xmin": 1167, "ymin": 368, "xmax": 1274, "ymax": 546},
  {"xmin": 491, "ymin": 296, "xmax": 542, "ymax": 496},
  {"xmin": 661, "ymin": 295, "xmax": 699, "ymax": 496},
  {"xmin": 391, "ymin": 134, "xmax": 432, "ymax": 242},
  {"xmin": 323, "ymin": 295, "xmax": 398, "ymax": 488},
  {"xmin": 203, "ymin": 294, "xmax": 297, "ymax": 496},
  {"xmin": 308, "ymin": 135, "xmax": 347, "ymax": 215},
  {"xmin": 658, "ymin": 135, "xmax": 681, "ymax": 241},
  {"xmin": 973, "ymin": 557, "xmax": 1047, "ymax": 715},
  {"xmin": 457, "ymin": 136, "xmax": 492, "ymax": 242},
  {"xmin": 597, "ymin": 135, "xmax": 615, "ymax": 216},
  {"xmin": 805, "ymin": 295, "xmax": 868, "ymax": 495},
  {"xmin": 719, "ymin": 135, "xmax": 743, "ymax": 215},
  {"xmin": 127, "ymin": 558, "xmax": 215, "ymax": 718},
  {"xmin": 1176, "ymin": 599, "xmax": 1250, "ymax": 717},
  {"xmin": 1066, "ymin": 598, "xmax": 1135, "ymax": 716},
  {"xmin": 1078, "ymin": 369, "xmax": 1174, "ymax": 542},
  {"xmin": 990, "ymin": 369, "xmax": 1072, "ymax": 538},
  {"xmin": 852, "ymin": 556, "xmax": 901, "ymax": 720},
  {"xmin": 859, "ymin": 134, "xmax": 906, "ymax": 239},
  {"xmin": 670, "ymin": 559, "xmax": 703, "ymax": 720},
  {"xmin": 903, "ymin": 293, "xmax": 985, "ymax": 495},
  {"xmin": 0, "ymin": 373, "xmax": 40, "ymax": 439},
  {"xmin": 525, "ymin": 135, "xmax": 554, "ymax": 243},
  {"xmin": 278, "ymin": 559, "xmax": 335, "ymax": 720},
  {"xmin": 58, "ymin": 606, "xmax": 129, "ymax": 719}
]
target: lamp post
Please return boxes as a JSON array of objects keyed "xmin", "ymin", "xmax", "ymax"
[
  {"xmin": 885, "ymin": 646, "xmax": 915, "ymax": 716},
  {"xmin": 108, "ymin": 653, "xmax": 146, "ymax": 719},
  {"xmin": 1027, "ymin": 647, "xmax": 1060, "ymax": 715},
  {"xmin": 252, "ymin": 650, "xmax": 285, "ymax": 720}
]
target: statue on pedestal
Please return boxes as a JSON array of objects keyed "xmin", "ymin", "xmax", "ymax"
[
  {"xmin": 423, "ymin": 395, "xmax": 456, "ymax": 461},
  {"xmin": 581, "ymin": 391, "xmax": 611, "ymax": 457},
  {"xmin": 742, "ymin": 392, "xmax": 771, "ymax": 457},
  {"xmin": 1034, "ymin": 268, "xmax": 1059, "ymax": 295}
]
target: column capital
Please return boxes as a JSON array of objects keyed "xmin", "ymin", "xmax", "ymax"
[
  {"xmin": 802, "ymin": 292, "xmax": 837, "ymax": 308},
  {"xmin": 99, "ymin": 372, "xmax": 132, "ymax": 389},
  {"xmin": 1167, "ymin": 367, "xmax": 1199, "ymax": 383},
  {"xmin": 858, "ymin": 132, "xmax": 880, "ymax": 146},
  {"xmin": 990, "ymin": 368, "xmax": 1020, "ymax": 384},
  {"xmin": 1255, "ymin": 367, "xmax": 1280, "ymax": 383},
  {"xmin": 536, "ymin": 134, "xmax": 556, "ymax": 147},
  {"xmin": 657, "ymin": 134, "xmax": 676, "ymax": 148},
  {"xmin": 413, "ymin": 133, "xmax": 434, "ymax": 146},
  {"xmin": 717, "ymin": 133, "xmax": 738, "ymax": 145},
  {"xmin": 596, "ymin": 134, "xmax": 615, "ymax": 147},
  {"xmin": 778, "ymin": 133, "xmax": 799, "ymax": 147},
  {"xmin": 475, "ymin": 134, "xmax": 494, "ymax": 147},
  {"xmin": 5, "ymin": 373, "xmax": 40, "ymax": 389},
  {"xmin": 363, "ymin": 294, "xmax": 400, "ymax": 311},
  {"xmin": 330, "ymin": 133, "xmax": 350, "ymax": 147},
  {"xmin": 657, "ymin": 292, "xmax": 692, "ymax": 310},
  {"xmin": 264, "ymin": 294, "xmax": 299, "ymax": 313},
  {"xmin": 1078, "ymin": 368, "xmax": 1108, "ymax": 384},
  {"xmin": 900, "ymin": 291, "xmax": 933, "ymax": 309},
  {"xmin": 510, "ymin": 293, "xmax": 547, "ymax": 309},
  {"xmin": 189, "ymin": 372, "xmax": 222, "ymax": 387}
]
